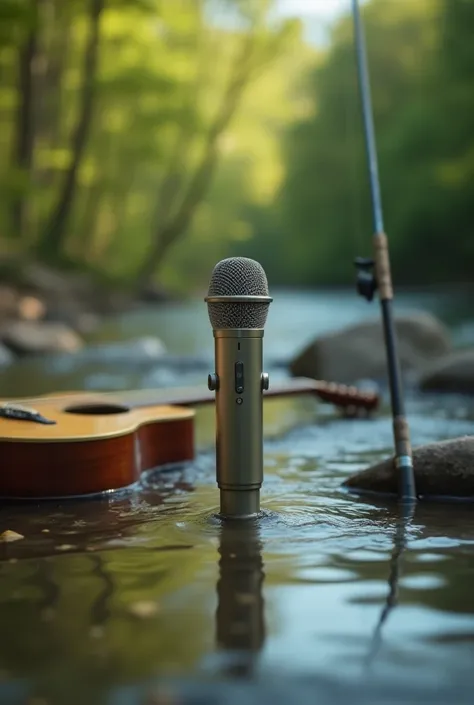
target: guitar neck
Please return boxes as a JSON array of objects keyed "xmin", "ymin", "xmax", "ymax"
[
  {"xmin": 118, "ymin": 377, "xmax": 378, "ymax": 412},
  {"xmin": 2, "ymin": 377, "xmax": 378, "ymax": 412},
  {"xmin": 129, "ymin": 378, "xmax": 322, "ymax": 408}
]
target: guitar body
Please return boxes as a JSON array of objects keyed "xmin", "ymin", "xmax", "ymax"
[
  {"xmin": 0, "ymin": 377, "xmax": 378, "ymax": 500},
  {"xmin": 0, "ymin": 394, "xmax": 195, "ymax": 499}
]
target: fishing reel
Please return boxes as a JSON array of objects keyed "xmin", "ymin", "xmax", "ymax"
[{"xmin": 354, "ymin": 257, "xmax": 377, "ymax": 302}]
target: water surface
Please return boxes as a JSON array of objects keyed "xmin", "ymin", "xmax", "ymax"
[
  {"xmin": 0, "ymin": 289, "xmax": 473, "ymax": 705},
  {"xmin": 0, "ymin": 286, "xmax": 469, "ymax": 396}
]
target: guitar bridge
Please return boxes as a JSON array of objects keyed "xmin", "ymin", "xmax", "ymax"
[{"xmin": 0, "ymin": 403, "xmax": 56, "ymax": 425}]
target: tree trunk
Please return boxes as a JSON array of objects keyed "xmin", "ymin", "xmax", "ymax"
[
  {"xmin": 75, "ymin": 179, "xmax": 106, "ymax": 259},
  {"xmin": 39, "ymin": 0, "xmax": 104, "ymax": 260},
  {"xmin": 10, "ymin": 0, "xmax": 39, "ymax": 238},
  {"xmin": 136, "ymin": 34, "xmax": 256, "ymax": 286},
  {"xmin": 37, "ymin": 0, "xmax": 72, "ymax": 185},
  {"xmin": 148, "ymin": 0, "xmax": 204, "ymax": 235}
]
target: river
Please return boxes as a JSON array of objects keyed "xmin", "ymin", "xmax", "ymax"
[
  {"xmin": 0, "ymin": 288, "xmax": 473, "ymax": 705},
  {"xmin": 0, "ymin": 287, "xmax": 471, "ymax": 396}
]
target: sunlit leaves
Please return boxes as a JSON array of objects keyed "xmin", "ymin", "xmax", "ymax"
[
  {"xmin": 270, "ymin": 0, "xmax": 470, "ymax": 286},
  {"xmin": 0, "ymin": 0, "xmax": 309, "ymax": 286}
]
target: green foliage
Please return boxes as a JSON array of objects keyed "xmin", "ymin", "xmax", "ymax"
[
  {"xmin": 258, "ymin": 0, "xmax": 474, "ymax": 286},
  {"xmin": 2, "ymin": 0, "xmax": 473, "ymax": 290},
  {"xmin": 0, "ymin": 0, "xmax": 33, "ymax": 46},
  {"xmin": 0, "ymin": 0, "xmax": 307, "ymax": 288}
]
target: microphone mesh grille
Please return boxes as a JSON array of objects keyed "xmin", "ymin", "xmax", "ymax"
[{"xmin": 207, "ymin": 257, "xmax": 270, "ymax": 329}]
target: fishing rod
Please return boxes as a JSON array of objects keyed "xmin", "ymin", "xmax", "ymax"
[{"xmin": 351, "ymin": 0, "xmax": 416, "ymax": 502}]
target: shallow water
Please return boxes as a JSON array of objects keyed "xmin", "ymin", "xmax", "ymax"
[
  {"xmin": 0, "ymin": 289, "xmax": 474, "ymax": 705},
  {"xmin": 0, "ymin": 286, "xmax": 470, "ymax": 396}
]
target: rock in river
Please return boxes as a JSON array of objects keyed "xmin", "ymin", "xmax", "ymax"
[
  {"xmin": 1, "ymin": 320, "xmax": 83, "ymax": 356},
  {"xmin": 419, "ymin": 348, "xmax": 474, "ymax": 394},
  {"xmin": 343, "ymin": 436, "xmax": 474, "ymax": 499},
  {"xmin": 0, "ymin": 343, "xmax": 13, "ymax": 367},
  {"xmin": 290, "ymin": 311, "xmax": 451, "ymax": 384}
]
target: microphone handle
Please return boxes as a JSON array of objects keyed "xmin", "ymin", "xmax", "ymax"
[{"xmin": 211, "ymin": 329, "xmax": 266, "ymax": 518}]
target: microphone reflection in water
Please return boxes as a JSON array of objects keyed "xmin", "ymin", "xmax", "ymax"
[{"xmin": 215, "ymin": 517, "xmax": 265, "ymax": 676}]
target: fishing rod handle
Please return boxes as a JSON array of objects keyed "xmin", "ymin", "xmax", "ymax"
[{"xmin": 374, "ymin": 233, "xmax": 393, "ymax": 301}]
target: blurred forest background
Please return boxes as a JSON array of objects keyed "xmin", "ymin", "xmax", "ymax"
[{"xmin": 1, "ymin": 0, "xmax": 473, "ymax": 295}]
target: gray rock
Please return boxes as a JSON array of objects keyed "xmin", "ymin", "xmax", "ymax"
[
  {"xmin": 290, "ymin": 312, "xmax": 451, "ymax": 384},
  {"xmin": 419, "ymin": 348, "xmax": 474, "ymax": 394},
  {"xmin": 0, "ymin": 342, "xmax": 13, "ymax": 367},
  {"xmin": 343, "ymin": 436, "xmax": 474, "ymax": 498},
  {"xmin": 1, "ymin": 320, "xmax": 83, "ymax": 356},
  {"xmin": 0, "ymin": 285, "xmax": 20, "ymax": 321},
  {"xmin": 20, "ymin": 262, "xmax": 134, "ymax": 316},
  {"xmin": 73, "ymin": 312, "xmax": 101, "ymax": 336},
  {"xmin": 138, "ymin": 282, "xmax": 175, "ymax": 304},
  {"xmin": 43, "ymin": 296, "xmax": 101, "ymax": 334},
  {"xmin": 21, "ymin": 262, "xmax": 93, "ymax": 298}
]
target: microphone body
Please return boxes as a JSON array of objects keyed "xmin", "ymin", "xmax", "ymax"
[
  {"xmin": 213, "ymin": 329, "xmax": 265, "ymax": 517},
  {"xmin": 205, "ymin": 257, "xmax": 272, "ymax": 519}
]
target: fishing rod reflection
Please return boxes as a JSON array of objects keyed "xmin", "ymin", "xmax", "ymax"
[
  {"xmin": 365, "ymin": 503, "xmax": 415, "ymax": 669},
  {"xmin": 215, "ymin": 517, "xmax": 266, "ymax": 676}
]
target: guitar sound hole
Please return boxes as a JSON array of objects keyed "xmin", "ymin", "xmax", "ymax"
[{"xmin": 64, "ymin": 403, "xmax": 130, "ymax": 415}]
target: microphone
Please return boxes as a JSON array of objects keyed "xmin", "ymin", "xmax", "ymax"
[{"xmin": 205, "ymin": 257, "xmax": 272, "ymax": 518}]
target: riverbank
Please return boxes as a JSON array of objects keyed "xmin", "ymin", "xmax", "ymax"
[{"xmin": 0, "ymin": 259, "xmax": 178, "ymax": 361}]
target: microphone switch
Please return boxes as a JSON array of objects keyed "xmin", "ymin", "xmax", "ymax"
[{"xmin": 235, "ymin": 361, "xmax": 244, "ymax": 394}]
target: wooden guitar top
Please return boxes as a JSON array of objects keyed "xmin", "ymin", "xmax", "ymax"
[{"xmin": 0, "ymin": 400, "xmax": 194, "ymax": 443}]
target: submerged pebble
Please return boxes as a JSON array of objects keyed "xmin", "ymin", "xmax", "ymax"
[
  {"xmin": 0, "ymin": 530, "xmax": 24, "ymax": 542},
  {"xmin": 128, "ymin": 601, "xmax": 160, "ymax": 618}
]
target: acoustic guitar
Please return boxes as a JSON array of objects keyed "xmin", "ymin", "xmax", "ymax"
[{"xmin": 0, "ymin": 377, "xmax": 378, "ymax": 499}]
